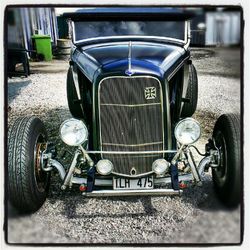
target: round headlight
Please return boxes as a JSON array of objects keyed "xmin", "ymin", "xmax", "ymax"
[
  {"xmin": 96, "ymin": 159, "xmax": 114, "ymax": 175},
  {"xmin": 152, "ymin": 159, "xmax": 170, "ymax": 175},
  {"xmin": 174, "ymin": 118, "xmax": 201, "ymax": 145},
  {"xmin": 60, "ymin": 118, "xmax": 88, "ymax": 146}
]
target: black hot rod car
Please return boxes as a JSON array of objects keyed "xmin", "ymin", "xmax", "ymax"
[{"xmin": 8, "ymin": 8, "xmax": 241, "ymax": 213}]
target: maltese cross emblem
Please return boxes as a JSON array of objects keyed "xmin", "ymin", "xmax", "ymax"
[{"xmin": 145, "ymin": 87, "xmax": 156, "ymax": 100}]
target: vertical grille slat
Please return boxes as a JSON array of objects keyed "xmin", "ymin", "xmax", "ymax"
[{"xmin": 99, "ymin": 76, "xmax": 164, "ymax": 175}]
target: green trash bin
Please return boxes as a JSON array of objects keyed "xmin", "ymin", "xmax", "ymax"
[{"xmin": 32, "ymin": 35, "xmax": 52, "ymax": 61}]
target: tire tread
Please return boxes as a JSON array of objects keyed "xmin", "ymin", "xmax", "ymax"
[
  {"xmin": 212, "ymin": 113, "xmax": 241, "ymax": 207},
  {"xmin": 8, "ymin": 116, "xmax": 49, "ymax": 213},
  {"xmin": 181, "ymin": 64, "xmax": 198, "ymax": 117}
]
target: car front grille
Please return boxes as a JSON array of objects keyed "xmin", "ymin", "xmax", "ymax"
[{"xmin": 99, "ymin": 76, "xmax": 164, "ymax": 175}]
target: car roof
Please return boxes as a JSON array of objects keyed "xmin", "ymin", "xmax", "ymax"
[{"xmin": 63, "ymin": 7, "xmax": 194, "ymax": 21}]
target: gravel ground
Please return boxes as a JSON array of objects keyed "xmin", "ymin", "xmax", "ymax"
[{"xmin": 6, "ymin": 47, "xmax": 241, "ymax": 244}]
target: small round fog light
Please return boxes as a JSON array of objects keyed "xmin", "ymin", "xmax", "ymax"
[
  {"xmin": 60, "ymin": 118, "xmax": 88, "ymax": 146},
  {"xmin": 96, "ymin": 159, "xmax": 114, "ymax": 175},
  {"xmin": 152, "ymin": 159, "xmax": 170, "ymax": 175}
]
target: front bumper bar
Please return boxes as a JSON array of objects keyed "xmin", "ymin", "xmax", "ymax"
[
  {"xmin": 48, "ymin": 155, "xmax": 211, "ymax": 193},
  {"xmin": 82, "ymin": 188, "xmax": 183, "ymax": 197}
]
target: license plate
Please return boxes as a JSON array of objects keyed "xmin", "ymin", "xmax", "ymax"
[{"xmin": 113, "ymin": 176, "xmax": 154, "ymax": 190}]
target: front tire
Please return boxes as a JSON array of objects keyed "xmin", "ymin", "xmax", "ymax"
[
  {"xmin": 212, "ymin": 113, "xmax": 241, "ymax": 207},
  {"xmin": 8, "ymin": 116, "xmax": 50, "ymax": 213}
]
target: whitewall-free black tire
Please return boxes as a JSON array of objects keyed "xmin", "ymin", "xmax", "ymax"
[
  {"xmin": 8, "ymin": 116, "xmax": 50, "ymax": 213},
  {"xmin": 212, "ymin": 113, "xmax": 241, "ymax": 207}
]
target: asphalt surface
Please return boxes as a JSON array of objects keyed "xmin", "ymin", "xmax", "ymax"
[{"xmin": 6, "ymin": 47, "xmax": 241, "ymax": 244}]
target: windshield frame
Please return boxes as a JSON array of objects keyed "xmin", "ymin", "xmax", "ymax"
[{"xmin": 70, "ymin": 20, "xmax": 190, "ymax": 47}]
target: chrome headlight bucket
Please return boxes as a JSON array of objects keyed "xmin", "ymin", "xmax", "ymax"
[
  {"xmin": 174, "ymin": 118, "xmax": 201, "ymax": 145},
  {"xmin": 59, "ymin": 118, "xmax": 88, "ymax": 146}
]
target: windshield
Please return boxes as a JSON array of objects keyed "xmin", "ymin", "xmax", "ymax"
[{"xmin": 73, "ymin": 21, "xmax": 186, "ymax": 43}]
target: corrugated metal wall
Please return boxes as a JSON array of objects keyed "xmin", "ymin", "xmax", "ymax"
[
  {"xmin": 7, "ymin": 7, "xmax": 58, "ymax": 51},
  {"xmin": 205, "ymin": 11, "xmax": 241, "ymax": 46}
]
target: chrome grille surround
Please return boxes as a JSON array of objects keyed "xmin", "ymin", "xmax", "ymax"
[{"xmin": 98, "ymin": 76, "xmax": 164, "ymax": 175}]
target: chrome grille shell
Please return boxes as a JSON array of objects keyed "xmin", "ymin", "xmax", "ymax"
[{"xmin": 98, "ymin": 76, "xmax": 164, "ymax": 175}]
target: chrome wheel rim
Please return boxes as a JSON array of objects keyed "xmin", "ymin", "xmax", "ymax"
[
  {"xmin": 214, "ymin": 130, "xmax": 228, "ymax": 187},
  {"xmin": 34, "ymin": 134, "xmax": 48, "ymax": 193}
]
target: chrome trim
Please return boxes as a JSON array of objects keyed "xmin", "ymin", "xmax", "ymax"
[
  {"xmin": 81, "ymin": 50, "xmax": 99, "ymax": 65},
  {"xmin": 98, "ymin": 76, "xmax": 165, "ymax": 159},
  {"xmin": 72, "ymin": 21, "xmax": 76, "ymax": 44},
  {"xmin": 75, "ymin": 176, "xmax": 112, "ymax": 186},
  {"xmin": 85, "ymin": 150, "xmax": 177, "ymax": 155},
  {"xmin": 74, "ymin": 36, "xmax": 185, "ymax": 46},
  {"xmin": 165, "ymin": 80, "xmax": 172, "ymax": 149},
  {"xmin": 126, "ymin": 41, "xmax": 132, "ymax": 75},
  {"xmin": 148, "ymin": 157, "xmax": 210, "ymax": 184},
  {"xmin": 100, "ymin": 102, "xmax": 161, "ymax": 107},
  {"xmin": 50, "ymin": 158, "xmax": 90, "ymax": 185},
  {"xmin": 61, "ymin": 150, "xmax": 81, "ymax": 189},
  {"xmin": 123, "ymin": 154, "xmax": 162, "ymax": 158},
  {"xmin": 71, "ymin": 177, "xmax": 87, "ymax": 185},
  {"xmin": 81, "ymin": 41, "xmax": 183, "ymax": 51},
  {"xmin": 72, "ymin": 50, "xmax": 96, "ymax": 82},
  {"xmin": 171, "ymin": 144, "xmax": 185, "ymax": 165},
  {"xmin": 79, "ymin": 145, "xmax": 94, "ymax": 167},
  {"xmin": 185, "ymin": 148, "xmax": 202, "ymax": 185},
  {"xmin": 48, "ymin": 158, "xmax": 198, "ymax": 186},
  {"xmin": 49, "ymin": 156, "xmax": 210, "ymax": 188},
  {"xmin": 184, "ymin": 20, "xmax": 187, "ymax": 44},
  {"xmin": 167, "ymin": 55, "xmax": 190, "ymax": 81},
  {"xmin": 102, "ymin": 141, "xmax": 163, "ymax": 147},
  {"xmin": 197, "ymin": 156, "xmax": 211, "ymax": 179},
  {"xmin": 49, "ymin": 159, "xmax": 66, "ymax": 180},
  {"xmin": 184, "ymin": 20, "xmax": 188, "ymax": 46},
  {"xmin": 130, "ymin": 167, "xmax": 137, "ymax": 175},
  {"xmin": 95, "ymin": 179, "xmax": 113, "ymax": 186},
  {"xmin": 160, "ymin": 50, "xmax": 183, "ymax": 69},
  {"xmin": 155, "ymin": 174, "xmax": 194, "ymax": 185},
  {"xmin": 82, "ymin": 189, "xmax": 183, "ymax": 197},
  {"xmin": 112, "ymin": 171, "xmax": 155, "ymax": 178},
  {"xmin": 184, "ymin": 21, "xmax": 191, "ymax": 50},
  {"xmin": 50, "ymin": 158, "xmax": 112, "ymax": 186}
]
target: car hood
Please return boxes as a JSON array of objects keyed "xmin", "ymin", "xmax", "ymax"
[{"xmin": 72, "ymin": 42, "xmax": 187, "ymax": 81}]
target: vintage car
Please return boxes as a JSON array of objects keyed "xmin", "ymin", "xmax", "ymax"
[{"xmin": 8, "ymin": 7, "xmax": 241, "ymax": 213}]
